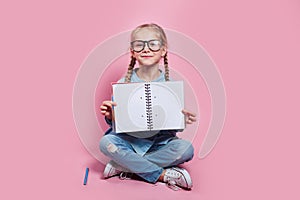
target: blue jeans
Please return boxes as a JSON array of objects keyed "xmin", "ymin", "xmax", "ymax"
[{"xmin": 99, "ymin": 133, "xmax": 194, "ymax": 183}]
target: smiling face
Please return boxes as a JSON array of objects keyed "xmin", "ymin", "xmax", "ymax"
[{"xmin": 131, "ymin": 27, "xmax": 167, "ymax": 67}]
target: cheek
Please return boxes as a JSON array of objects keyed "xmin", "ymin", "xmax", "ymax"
[
  {"xmin": 130, "ymin": 51, "xmax": 136, "ymax": 58},
  {"xmin": 133, "ymin": 52, "xmax": 142, "ymax": 59}
]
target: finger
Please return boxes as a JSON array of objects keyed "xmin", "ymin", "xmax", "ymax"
[
  {"xmin": 106, "ymin": 100, "xmax": 117, "ymax": 106},
  {"xmin": 185, "ymin": 115, "xmax": 196, "ymax": 124},
  {"xmin": 102, "ymin": 101, "xmax": 117, "ymax": 107},
  {"xmin": 187, "ymin": 112, "xmax": 196, "ymax": 117},
  {"xmin": 189, "ymin": 116, "xmax": 197, "ymax": 122},
  {"xmin": 102, "ymin": 112, "xmax": 111, "ymax": 121},
  {"xmin": 100, "ymin": 111, "xmax": 107, "ymax": 116},
  {"xmin": 181, "ymin": 109, "xmax": 188, "ymax": 114},
  {"xmin": 186, "ymin": 119, "xmax": 193, "ymax": 124},
  {"xmin": 100, "ymin": 105, "xmax": 108, "ymax": 110},
  {"xmin": 182, "ymin": 109, "xmax": 196, "ymax": 117},
  {"xmin": 102, "ymin": 101, "xmax": 112, "ymax": 107},
  {"xmin": 190, "ymin": 113, "xmax": 196, "ymax": 117}
]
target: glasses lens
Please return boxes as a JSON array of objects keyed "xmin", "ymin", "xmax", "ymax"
[
  {"xmin": 131, "ymin": 41, "xmax": 145, "ymax": 52},
  {"xmin": 148, "ymin": 40, "xmax": 162, "ymax": 51}
]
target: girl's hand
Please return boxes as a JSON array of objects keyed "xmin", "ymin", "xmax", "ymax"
[
  {"xmin": 182, "ymin": 109, "xmax": 197, "ymax": 125},
  {"xmin": 100, "ymin": 101, "xmax": 117, "ymax": 120}
]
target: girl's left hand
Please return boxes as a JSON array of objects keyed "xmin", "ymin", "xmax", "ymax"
[{"xmin": 182, "ymin": 109, "xmax": 197, "ymax": 125}]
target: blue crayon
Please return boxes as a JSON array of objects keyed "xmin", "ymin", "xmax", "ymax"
[{"xmin": 83, "ymin": 167, "xmax": 89, "ymax": 185}]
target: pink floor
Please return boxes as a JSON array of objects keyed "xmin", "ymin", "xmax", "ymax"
[{"xmin": 1, "ymin": 1, "xmax": 300, "ymax": 200}]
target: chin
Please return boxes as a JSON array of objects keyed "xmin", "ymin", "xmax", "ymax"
[
  {"xmin": 139, "ymin": 60, "xmax": 160, "ymax": 66},
  {"xmin": 141, "ymin": 63, "xmax": 159, "ymax": 67}
]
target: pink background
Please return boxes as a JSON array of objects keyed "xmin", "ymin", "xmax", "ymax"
[{"xmin": 1, "ymin": 0, "xmax": 299, "ymax": 199}]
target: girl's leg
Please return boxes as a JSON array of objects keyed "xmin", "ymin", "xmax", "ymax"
[
  {"xmin": 99, "ymin": 134, "xmax": 163, "ymax": 183},
  {"xmin": 144, "ymin": 139, "xmax": 194, "ymax": 168}
]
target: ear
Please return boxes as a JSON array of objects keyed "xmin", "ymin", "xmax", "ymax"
[{"xmin": 161, "ymin": 47, "xmax": 167, "ymax": 57}]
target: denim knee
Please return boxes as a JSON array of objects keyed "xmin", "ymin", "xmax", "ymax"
[
  {"xmin": 99, "ymin": 134, "xmax": 118, "ymax": 156},
  {"xmin": 181, "ymin": 140, "xmax": 194, "ymax": 162},
  {"xmin": 173, "ymin": 139, "xmax": 194, "ymax": 162}
]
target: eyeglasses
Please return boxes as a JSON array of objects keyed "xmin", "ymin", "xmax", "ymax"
[{"xmin": 130, "ymin": 40, "xmax": 163, "ymax": 52}]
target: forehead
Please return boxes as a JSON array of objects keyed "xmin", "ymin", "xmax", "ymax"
[{"xmin": 132, "ymin": 28, "xmax": 161, "ymax": 40}]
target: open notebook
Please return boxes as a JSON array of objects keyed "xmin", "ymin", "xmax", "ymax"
[{"xmin": 112, "ymin": 81, "xmax": 185, "ymax": 133}]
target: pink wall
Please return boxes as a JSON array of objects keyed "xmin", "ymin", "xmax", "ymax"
[{"xmin": 1, "ymin": 0, "xmax": 300, "ymax": 200}]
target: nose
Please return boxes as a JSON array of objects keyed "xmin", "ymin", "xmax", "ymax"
[{"xmin": 142, "ymin": 43, "xmax": 150, "ymax": 52}]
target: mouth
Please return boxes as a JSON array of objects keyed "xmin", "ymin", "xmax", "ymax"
[{"xmin": 141, "ymin": 55, "xmax": 153, "ymax": 58}]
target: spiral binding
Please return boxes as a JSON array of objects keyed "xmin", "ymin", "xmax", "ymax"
[{"xmin": 144, "ymin": 83, "xmax": 153, "ymax": 130}]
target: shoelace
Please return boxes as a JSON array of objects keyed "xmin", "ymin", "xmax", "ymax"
[
  {"xmin": 166, "ymin": 180, "xmax": 181, "ymax": 191},
  {"xmin": 165, "ymin": 169, "xmax": 182, "ymax": 191},
  {"xmin": 119, "ymin": 172, "xmax": 133, "ymax": 180}
]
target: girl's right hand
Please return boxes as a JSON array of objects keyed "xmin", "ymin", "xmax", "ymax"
[{"xmin": 100, "ymin": 100, "xmax": 117, "ymax": 120}]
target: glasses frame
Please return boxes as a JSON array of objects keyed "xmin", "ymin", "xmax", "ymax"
[{"xmin": 130, "ymin": 39, "xmax": 163, "ymax": 53}]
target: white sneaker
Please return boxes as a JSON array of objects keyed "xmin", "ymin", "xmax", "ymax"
[
  {"xmin": 103, "ymin": 161, "xmax": 122, "ymax": 179},
  {"xmin": 163, "ymin": 167, "xmax": 193, "ymax": 190}
]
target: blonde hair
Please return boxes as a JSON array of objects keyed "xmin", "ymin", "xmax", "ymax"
[{"xmin": 124, "ymin": 23, "xmax": 170, "ymax": 83}]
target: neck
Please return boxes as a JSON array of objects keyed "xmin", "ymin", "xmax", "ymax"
[{"xmin": 136, "ymin": 65, "xmax": 160, "ymax": 82}]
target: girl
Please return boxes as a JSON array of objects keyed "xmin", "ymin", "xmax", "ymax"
[{"xmin": 99, "ymin": 23, "xmax": 197, "ymax": 190}]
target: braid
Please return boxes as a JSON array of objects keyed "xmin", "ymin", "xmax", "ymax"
[
  {"xmin": 125, "ymin": 56, "xmax": 136, "ymax": 83},
  {"xmin": 164, "ymin": 52, "xmax": 170, "ymax": 81}
]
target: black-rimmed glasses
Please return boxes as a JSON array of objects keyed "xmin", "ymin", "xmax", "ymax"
[{"xmin": 130, "ymin": 40, "xmax": 163, "ymax": 52}]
